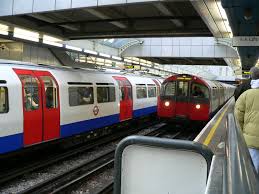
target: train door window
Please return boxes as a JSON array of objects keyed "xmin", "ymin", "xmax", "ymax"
[
  {"xmin": 136, "ymin": 84, "xmax": 147, "ymax": 99},
  {"xmin": 97, "ymin": 86, "xmax": 116, "ymax": 103},
  {"xmin": 19, "ymin": 75, "xmax": 39, "ymax": 111},
  {"xmin": 69, "ymin": 87, "xmax": 94, "ymax": 106},
  {"xmin": 148, "ymin": 84, "xmax": 157, "ymax": 98},
  {"xmin": 191, "ymin": 83, "xmax": 209, "ymax": 98},
  {"xmin": 124, "ymin": 80, "xmax": 132, "ymax": 100},
  {"xmin": 164, "ymin": 81, "xmax": 176, "ymax": 96},
  {"xmin": 177, "ymin": 81, "xmax": 189, "ymax": 97},
  {"xmin": 40, "ymin": 76, "xmax": 58, "ymax": 109},
  {"xmin": 0, "ymin": 87, "xmax": 8, "ymax": 113}
]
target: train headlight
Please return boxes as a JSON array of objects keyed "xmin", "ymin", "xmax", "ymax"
[
  {"xmin": 164, "ymin": 101, "xmax": 170, "ymax": 107},
  {"xmin": 196, "ymin": 104, "xmax": 201, "ymax": 109}
]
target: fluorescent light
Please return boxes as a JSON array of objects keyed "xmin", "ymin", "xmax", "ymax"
[
  {"xmin": 84, "ymin": 49, "xmax": 98, "ymax": 55},
  {"xmin": 14, "ymin": 27, "xmax": 39, "ymax": 42},
  {"xmin": 132, "ymin": 61, "xmax": 139, "ymax": 64},
  {"xmin": 0, "ymin": 24, "xmax": 8, "ymax": 35},
  {"xmin": 99, "ymin": 53, "xmax": 111, "ymax": 58},
  {"xmin": 112, "ymin": 56, "xmax": 122, "ymax": 60},
  {"xmin": 65, "ymin": 45, "xmax": 82, "ymax": 52},
  {"xmin": 43, "ymin": 40, "xmax": 63, "ymax": 47},
  {"xmin": 43, "ymin": 35, "xmax": 62, "ymax": 42},
  {"xmin": 124, "ymin": 59, "xmax": 132, "ymax": 63}
]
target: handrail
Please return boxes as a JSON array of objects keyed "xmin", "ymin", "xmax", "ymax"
[{"xmin": 225, "ymin": 113, "xmax": 259, "ymax": 194}]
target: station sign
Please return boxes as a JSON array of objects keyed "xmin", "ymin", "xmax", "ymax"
[{"xmin": 233, "ymin": 36, "xmax": 259, "ymax": 47}]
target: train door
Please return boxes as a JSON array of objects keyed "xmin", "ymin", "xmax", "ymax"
[
  {"xmin": 14, "ymin": 69, "xmax": 43, "ymax": 146},
  {"xmin": 113, "ymin": 76, "xmax": 133, "ymax": 121},
  {"xmin": 152, "ymin": 79, "xmax": 160, "ymax": 96},
  {"xmin": 175, "ymin": 81, "xmax": 190, "ymax": 117},
  {"xmin": 33, "ymin": 71, "xmax": 60, "ymax": 141},
  {"xmin": 14, "ymin": 69, "xmax": 60, "ymax": 146}
]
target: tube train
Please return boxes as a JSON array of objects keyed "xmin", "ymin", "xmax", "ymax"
[
  {"xmin": 158, "ymin": 74, "xmax": 235, "ymax": 123},
  {"xmin": 0, "ymin": 60, "xmax": 163, "ymax": 154}
]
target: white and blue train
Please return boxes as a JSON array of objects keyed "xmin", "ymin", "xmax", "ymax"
[{"xmin": 0, "ymin": 60, "xmax": 163, "ymax": 154}]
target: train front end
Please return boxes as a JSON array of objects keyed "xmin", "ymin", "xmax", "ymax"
[{"xmin": 158, "ymin": 74, "xmax": 210, "ymax": 123}]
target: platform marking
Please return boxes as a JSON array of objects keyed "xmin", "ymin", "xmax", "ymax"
[{"xmin": 203, "ymin": 106, "xmax": 229, "ymax": 146}]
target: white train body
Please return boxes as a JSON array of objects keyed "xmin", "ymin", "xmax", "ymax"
[{"xmin": 0, "ymin": 60, "xmax": 162, "ymax": 154}]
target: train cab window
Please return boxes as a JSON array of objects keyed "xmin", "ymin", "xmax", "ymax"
[
  {"xmin": 19, "ymin": 75, "xmax": 39, "ymax": 111},
  {"xmin": 148, "ymin": 85, "xmax": 157, "ymax": 98},
  {"xmin": 0, "ymin": 87, "xmax": 8, "ymax": 113},
  {"xmin": 191, "ymin": 83, "xmax": 209, "ymax": 98},
  {"xmin": 136, "ymin": 84, "xmax": 147, "ymax": 99},
  {"xmin": 69, "ymin": 87, "xmax": 94, "ymax": 106},
  {"xmin": 41, "ymin": 76, "xmax": 58, "ymax": 109},
  {"xmin": 177, "ymin": 81, "xmax": 188, "ymax": 97},
  {"xmin": 97, "ymin": 86, "xmax": 115, "ymax": 103},
  {"xmin": 163, "ymin": 81, "xmax": 176, "ymax": 96}
]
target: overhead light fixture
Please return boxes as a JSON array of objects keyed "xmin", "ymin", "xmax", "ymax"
[
  {"xmin": 65, "ymin": 45, "xmax": 82, "ymax": 52},
  {"xmin": 112, "ymin": 56, "xmax": 122, "ymax": 61},
  {"xmin": 84, "ymin": 49, "xmax": 98, "ymax": 55},
  {"xmin": 14, "ymin": 27, "xmax": 39, "ymax": 42},
  {"xmin": 99, "ymin": 53, "xmax": 111, "ymax": 58},
  {"xmin": 0, "ymin": 23, "xmax": 8, "ymax": 35},
  {"xmin": 43, "ymin": 35, "xmax": 63, "ymax": 47}
]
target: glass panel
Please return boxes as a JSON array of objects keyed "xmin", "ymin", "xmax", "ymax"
[
  {"xmin": 97, "ymin": 87, "xmax": 116, "ymax": 103},
  {"xmin": 40, "ymin": 76, "xmax": 58, "ymax": 109},
  {"xmin": 177, "ymin": 81, "xmax": 189, "ymax": 97},
  {"xmin": 148, "ymin": 86, "xmax": 157, "ymax": 98},
  {"xmin": 136, "ymin": 85, "xmax": 147, "ymax": 99},
  {"xmin": 19, "ymin": 75, "xmax": 39, "ymax": 111},
  {"xmin": 0, "ymin": 87, "xmax": 8, "ymax": 113},
  {"xmin": 191, "ymin": 83, "xmax": 209, "ymax": 98},
  {"xmin": 126, "ymin": 86, "xmax": 132, "ymax": 100},
  {"xmin": 69, "ymin": 87, "xmax": 94, "ymax": 106},
  {"xmin": 120, "ymin": 87, "xmax": 125, "ymax": 101},
  {"xmin": 164, "ymin": 82, "xmax": 176, "ymax": 96}
]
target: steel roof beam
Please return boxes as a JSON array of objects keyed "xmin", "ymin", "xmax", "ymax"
[
  {"xmin": 153, "ymin": 2, "xmax": 183, "ymax": 27},
  {"xmin": 83, "ymin": 8, "xmax": 127, "ymax": 29}
]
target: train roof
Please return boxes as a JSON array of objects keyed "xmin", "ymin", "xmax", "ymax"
[{"xmin": 0, "ymin": 59, "xmax": 162, "ymax": 79}]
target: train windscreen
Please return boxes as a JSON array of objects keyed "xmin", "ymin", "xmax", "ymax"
[{"xmin": 191, "ymin": 83, "xmax": 209, "ymax": 99}]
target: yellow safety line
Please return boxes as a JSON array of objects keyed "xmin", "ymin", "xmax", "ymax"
[{"xmin": 203, "ymin": 105, "xmax": 229, "ymax": 146}]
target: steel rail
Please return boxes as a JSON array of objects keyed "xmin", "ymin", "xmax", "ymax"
[
  {"xmin": 0, "ymin": 121, "xmax": 163, "ymax": 185},
  {"xmin": 18, "ymin": 125, "xmax": 168, "ymax": 194}
]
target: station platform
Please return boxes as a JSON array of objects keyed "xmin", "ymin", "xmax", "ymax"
[
  {"xmin": 114, "ymin": 97, "xmax": 259, "ymax": 194},
  {"xmin": 194, "ymin": 97, "xmax": 234, "ymax": 155}
]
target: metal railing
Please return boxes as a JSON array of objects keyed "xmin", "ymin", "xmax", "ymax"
[{"xmin": 224, "ymin": 113, "xmax": 259, "ymax": 194}]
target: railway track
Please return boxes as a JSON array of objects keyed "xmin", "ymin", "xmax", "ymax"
[
  {"xmin": 16, "ymin": 127, "xmax": 168, "ymax": 194},
  {"xmin": 0, "ymin": 121, "xmax": 165, "ymax": 186}
]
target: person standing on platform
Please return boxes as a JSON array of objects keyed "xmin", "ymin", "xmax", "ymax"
[
  {"xmin": 235, "ymin": 66, "xmax": 259, "ymax": 173},
  {"xmin": 234, "ymin": 76, "xmax": 251, "ymax": 101}
]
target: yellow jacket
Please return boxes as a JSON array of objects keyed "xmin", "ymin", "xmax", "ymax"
[{"xmin": 235, "ymin": 89, "xmax": 259, "ymax": 149}]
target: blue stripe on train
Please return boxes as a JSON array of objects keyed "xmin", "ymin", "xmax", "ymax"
[
  {"xmin": 0, "ymin": 133, "xmax": 23, "ymax": 154},
  {"xmin": 133, "ymin": 106, "xmax": 157, "ymax": 118},
  {"xmin": 0, "ymin": 106, "xmax": 157, "ymax": 154},
  {"xmin": 61, "ymin": 114, "xmax": 120, "ymax": 138}
]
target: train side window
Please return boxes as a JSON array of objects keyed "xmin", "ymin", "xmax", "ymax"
[
  {"xmin": 69, "ymin": 87, "xmax": 94, "ymax": 106},
  {"xmin": 0, "ymin": 87, "xmax": 8, "ymax": 113},
  {"xmin": 163, "ymin": 81, "xmax": 176, "ymax": 96},
  {"xmin": 19, "ymin": 75, "xmax": 39, "ymax": 111},
  {"xmin": 177, "ymin": 81, "xmax": 188, "ymax": 97},
  {"xmin": 148, "ymin": 85, "xmax": 157, "ymax": 98},
  {"xmin": 191, "ymin": 83, "xmax": 209, "ymax": 98},
  {"xmin": 97, "ymin": 86, "xmax": 116, "ymax": 103},
  {"xmin": 40, "ymin": 76, "xmax": 58, "ymax": 109},
  {"xmin": 136, "ymin": 84, "xmax": 147, "ymax": 99}
]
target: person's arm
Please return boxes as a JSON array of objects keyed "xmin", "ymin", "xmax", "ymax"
[{"xmin": 234, "ymin": 93, "xmax": 246, "ymax": 131}]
